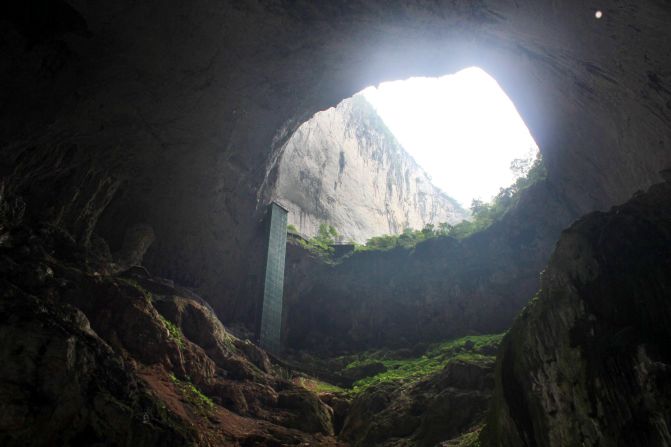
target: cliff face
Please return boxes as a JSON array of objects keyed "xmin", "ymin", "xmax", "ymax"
[
  {"xmin": 283, "ymin": 179, "xmax": 580, "ymax": 354},
  {"xmin": 481, "ymin": 180, "xmax": 671, "ymax": 447},
  {"xmin": 272, "ymin": 96, "xmax": 467, "ymax": 243}
]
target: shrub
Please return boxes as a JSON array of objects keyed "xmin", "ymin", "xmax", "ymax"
[{"xmin": 355, "ymin": 155, "xmax": 546, "ymax": 252}]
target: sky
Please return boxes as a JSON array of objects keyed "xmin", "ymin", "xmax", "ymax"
[{"xmin": 361, "ymin": 67, "xmax": 538, "ymax": 208}]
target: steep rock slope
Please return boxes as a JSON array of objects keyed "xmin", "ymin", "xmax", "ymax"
[
  {"xmin": 481, "ymin": 180, "xmax": 671, "ymax": 447},
  {"xmin": 340, "ymin": 347, "xmax": 498, "ymax": 447},
  {"xmin": 283, "ymin": 179, "xmax": 579, "ymax": 353},
  {"xmin": 272, "ymin": 95, "xmax": 467, "ymax": 242},
  {"xmin": 0, "ymin": 193, "xmax": 341, "ymax": 446}
]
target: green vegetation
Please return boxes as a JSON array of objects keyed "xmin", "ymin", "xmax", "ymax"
[
  {"xmin": 343, "ymin": 334, "xmax": 503, "ymax": 395},
  {"xmin": 160, "ymin": 316, "xmax": 185, "ymax": 348},
  {"xmin": 295, "ymin": 376, "xmax": 346, "ymax": 394},
  {"xmin": 288, "ymin": 156, "xmax": 545, "ymax": 258},
  {"xmin": 354, "ymin": 224, "xmax": 447, "ymax": 252},
  {"xmin": 116, "ymin": 277, "xmax": 152, "ymax": 302},
  {"xmin": 294, "ymin": 223, "xmax": 340, "ymax": 258},
  {"xmin": 448, "ymin": 426, "xmax": 483, "ymax": 447},
  {"xmin": 448, "ymin": 153, "xmax": 547, "ymax": 238},
  {"xmin": 169, "ymin": 373, "xmax": 214, "ymax": 414},
  {"xmin": 354, "ymin": 155, "xmax": 546, "ymax": 252}
]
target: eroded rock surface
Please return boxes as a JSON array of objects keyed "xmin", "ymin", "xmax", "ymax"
[
  {"xmin": 0, "ymin": 199, "xmax": 341, "ymax": 446},
  {"xmin": 481, "ymin": 180, "xmax": 671, "ymax": 447},
  {"xmin": 272, "ymin": 95, "xmax": 467, "ymax": 243},
  {"xmin": 342, "ymin": 358, "xmax": 494, "ymax": 447},
  {"xmin": 284, "ymin": 179, "xmax": 578, "ymax": 353}
]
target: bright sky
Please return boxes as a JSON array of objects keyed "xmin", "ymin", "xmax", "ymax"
[{"xmin": 361, "ymin": 67, "xmax": 538, "ymax": 208}]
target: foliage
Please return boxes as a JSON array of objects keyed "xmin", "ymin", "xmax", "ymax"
[
  {"xmin": 453, "ymin": 153, "xmax": 546, "ymax": 237},
  {"xmin": 296, "ymin": 223, "xmax": 340, "ymax": 258},
  {"xmin": 448, "ymin": 426, "xmax": 483, "ymax": 447},
  {"xmin": 354, "ymin": 225, "xmax": 440, "ymax": 252},
  {"xmin": 343, "ymin": 333, "xmax": 504, "ymax": 395},
  {"xmin": 169, "ymin": 374, "xmax": 214, "ymax": 414},
  {"xmin": 291, "ymin": 156, "xmax": 545, "ymax": 258},
  {"xmin": 160, "ymin": 315, "xmax": 185, "ymax": 348},
  {"xmin": 355, "ymin": 155, "xmax": 546, "ymax": 252},
  {"xmin": 116, "ymin": 277, "xmax": 152, "ymax": 302},
  {"xmin": 295, "ymin": 376, "xmax": 345, "ymax": 394}
]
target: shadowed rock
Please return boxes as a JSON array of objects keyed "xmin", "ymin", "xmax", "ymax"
[{"xmin": 482, "ymin": 181, "xmax": 671, "ymax": 447}]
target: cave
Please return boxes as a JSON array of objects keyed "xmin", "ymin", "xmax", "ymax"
[
  {"xmin": 271, "ymin": 67, "xmax": 539, "ymax": 244},
  {"xmin": 1, "ymin": 1, "xmax": 670, "ymax": 446}
]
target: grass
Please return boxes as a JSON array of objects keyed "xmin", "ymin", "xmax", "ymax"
[
  {"xmin": 116, "ymin": 277, "xmax": 152, "ymax": 302},
  {"xmin": 343, "ymin": 334, "xmax": 504, "ymax": 395},
  {"xmin": 169, "ymin": 373, "xmax": 214, "ymax": 415},
  {"xmin": 160, "ymin": 315, "xmax": 185, "ymax": 348},
  {"xmin": 446, "ymin": 426, "xmax": 483, "ymax": 447},
  {"xmin": 295, "ymin": 376, "xmax": 346, "ymax": 394}
]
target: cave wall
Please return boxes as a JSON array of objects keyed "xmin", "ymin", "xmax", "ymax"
[
  {"xmin": 481, "ymin": 180, "xmax": 671, "ymax": 447},
  {"xmin": 1, "ymin": 0, "xmax": 670, "ymax": 328},
  {"xmin": 283, "ymin": 179, "xmax": 578, "ymax": 353}
]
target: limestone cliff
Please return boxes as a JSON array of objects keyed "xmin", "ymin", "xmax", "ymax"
[{"xmin": 271, "ymin": 95, "xmax": 467, "ymax": 243}]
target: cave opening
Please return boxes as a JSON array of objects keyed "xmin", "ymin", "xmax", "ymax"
[
  {"xmin": 271, "ymin": 66, "xmax": 541, "ymax": 249},
  {"xmin": 2, "ymin": 1, "xmax": 670, "ymax": 445}
]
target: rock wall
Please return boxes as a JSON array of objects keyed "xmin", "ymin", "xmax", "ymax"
[
  {"xmin": 283, "ymin": 179, "xmax": 580, "ymax": 354},
  {"xmin": 0, "ymin": 204, "xmax": 340, "ymax": 446},
  {"xmin": 1, "ymin": 0, "xmax": 670, "ymax": 328},
  {"xmin": 272, "ymin": 95, "xmax": 467, "ymax": 243},
  {"xmin": 481, "ymin": 180, "xmax": 671, "ymax": 447}
]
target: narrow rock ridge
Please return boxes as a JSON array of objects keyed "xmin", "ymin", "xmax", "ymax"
[{"xmin": 272, "ymin": 95, "xmax": 468, "ymax": 243}]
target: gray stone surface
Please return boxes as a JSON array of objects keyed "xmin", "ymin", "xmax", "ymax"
[
  {"xmin": 283, "ymin": 179, "xmax": 578, "ymax": 353},
  {"xmin": 272, "ymin": 96, "xmax": 467, "ymax": 243},
  {"xmin": 481, "ymin": 180, "xmax": 671, "ymax": 447}
]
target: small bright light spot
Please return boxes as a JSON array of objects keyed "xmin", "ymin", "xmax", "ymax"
[
  {"xmin": 595, "ymin": 10, "xmax": 603, "ymax": 19},
  {"xmin": 362, "ymin": 67, "xmax": 538, "ymax": 207}
]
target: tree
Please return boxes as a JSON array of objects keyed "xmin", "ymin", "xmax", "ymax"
[
  {"xmin": 438, "ymin": 222, "xmax": 453, "ymax": 236},
  {"xmin": 510, "ymin": 156, "xmax": 533, "ymax": 179},
  {"xmin": 421, "ymin": 223, "xmax": 435, "ymax": 238},
  {"xmin": 316, "ymin": 223, "xmax": 336, "ymax": 245},
  {"xmin": 470, "ymin": 199, "xmax": 487, "ymax": 215}
]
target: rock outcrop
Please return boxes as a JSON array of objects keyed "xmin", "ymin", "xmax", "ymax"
[
  {"xmin": 272, "ymin": 95, "xmax": 467, "ymax": 243},
  {"xmin": 481, "ymin": 180, "xmax": 671, "ymax": 447},
  {"xmin": 283, "ymin": 179, "xmax": 578, "ymax": 353},
  {"xmin": 342, "ymin": 357, "xmax": 495, "ymax": 447},
  {"xmin": 0, "ymin": 199, "xmax": 341, "ymax": 446}
]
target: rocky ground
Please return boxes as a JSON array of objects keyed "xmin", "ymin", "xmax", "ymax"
[
  {"xmin": 0, "ymin": 189, "xmax": 341, "ymax": 446},
  {"xmin": 283, "ymin": 334, "xmax": 502, "ymax": 447},
  {"xmin": 0, "ymin": 183, "xmax": 497, "ymax": 446},
  {"xmin": 2, "ymin": 178, "xmax": 670, "ymax": 446}
]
